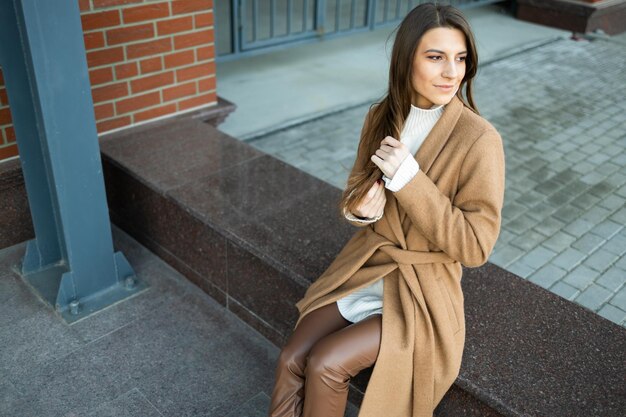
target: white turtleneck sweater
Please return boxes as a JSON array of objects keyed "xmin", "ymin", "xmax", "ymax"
[{"xmin": 338, "ymin": 102, "xmax": 445, "ymax": 323}]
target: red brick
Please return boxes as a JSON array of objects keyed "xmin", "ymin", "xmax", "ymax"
[
  {"xmin": 171, "ymin": 0, "xmax": 212, "ymax": 15},
  {"xmin": 5, "ymin": 126, "xmax": 15, "ymax": 141},
  {"xmin": 83, "ymin": 32, "xmax": 105, "ymax": 50},
  {"xmin": 106, "ymin": 24, "xmax": 154, "ymax": 46},
  {"xmin": 0, "ymin": 108, "xmax": 12, "ymax": 125},
  {"xmin": 176, "ymin": 62, "xmax": 215, "ymax": 82},
  {"xmin": 194, "ymin": 12, "xmax": 213, "ymax": 28},
  {"xmin": 198, "ymin": 76, "xmax": 216, "ymax": 92},
  {"xmin": 94, "ymin": 103, "xmax": 115, "ymax": 120},
  {"xmin": 122, "ymin": 3, "xmax": 170, "ymax": 24},
  {"xmin": 157, "ymin": 16, "xmax": 193, "ymax": 36},
  {"xmin": 126, "ymin": 38, "xmax": 172, "ymax": 59},
  {"xmin": 92, "ymin": 82, "xmax": 129, "ymax": 103},
  {"xmin": 115, "ymin": 62, "xmax": 138, "ymax": 80},
  {"xmin": 97, "ymin": 116, "xmax": 131, "ymax": 133},
  {"xmin": 81, "ymin": 10, "xmax": 120, "ymax": 31},
  {"xmin": 174, "ymin": 30, "xmax": 213, "ymax": 50},
  {"xmin": 140, "ymin": 57, "xmax": 163, "ymax": 74},
  {"xmin": 164, "ymin": 50, "xmax": 195, "ymax": 69},
  {"xmin": 134, "ymin": 103, "xmax": 177, "ymax": 123},
  {"xmin": 87, "ymin": 47, "xmax": 124, "ymax": 67},
  {"xmin": 0, "ymin": 88, "xmax": 8, "ymax": 106},
  {"xmin": 116, "ymin": 91, "xmax": 160, "ymax": 114},
  {"xmin": 0, "ymin": 143, "xmax": 18, "ymax": 160},
  {"xmin": 196, "ymin": 45, "xmax": 214, "ymax": 61},
  {"xmin": 78, "ymin": 0, "xmax": 91, "ymax": 12},
  {"xmin": 89, "ymin": 67, "xmax": 114, "ymax": 85},
  {"xmin": 0, "ymin": 70, "xmax": 4, "ymax": 84},
  {"xmin": 162, "ymin": 82, "xmax": 196, "ymax": 102},
  {"xmin": 178, "ymin": 92, "xmax": 215, "ymax": 110},
  {"xmin": 93, "ymin": 0, "xmax": 142, "ymax": 8},
  {"xmin": 130, "ymin": 71, "xmax": 174, "ymax": 94}
]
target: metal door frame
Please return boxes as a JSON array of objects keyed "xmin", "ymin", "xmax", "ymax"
[{"xmin": 218, "ymin": 0, "xmax": 505, "ymax": 60}]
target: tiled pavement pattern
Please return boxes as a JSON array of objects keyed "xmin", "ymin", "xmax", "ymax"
[{"xmin": 248, "ymin": 38, "xmax": 626, "ymax": 328}]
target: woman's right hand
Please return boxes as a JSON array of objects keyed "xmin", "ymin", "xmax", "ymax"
[{"xmin": 352, "ymin": 180, "xmax": 386, "ymax": 219}]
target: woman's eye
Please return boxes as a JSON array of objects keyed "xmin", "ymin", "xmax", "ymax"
[
  {"xmin": 457, "ymin": 56, "xmax": 467, "ymax": 62},
  {"xmin": 428, "ymin": 56, "xmax": 442, "ymax": 61}
]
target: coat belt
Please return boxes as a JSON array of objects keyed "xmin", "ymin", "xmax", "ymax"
[{"xmin": 366, "ymin": 227, "xmax": 456, "ymax": 266}]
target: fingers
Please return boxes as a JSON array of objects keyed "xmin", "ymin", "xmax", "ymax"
[
  {"xmin": 355, "ymin": 181, "xmax": 386, "ymax": 218},
  {"xmin": 381, "ymin": 136, "xmax": 402, "ymax": 147},
  {"xmin": 372, "ymin": 185, "xmax": 387, "ymax": 216}
]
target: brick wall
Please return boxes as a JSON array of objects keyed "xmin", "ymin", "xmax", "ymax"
[{"xmin": 0, "ymin": 0, "xmax": 216, "ymax": 162}]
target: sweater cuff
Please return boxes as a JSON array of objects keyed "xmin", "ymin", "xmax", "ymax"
[
  {"xmin": 382, "ymin": 155, "xmax": 420, "ymax": 192},
  {"xmin": 343, "ymin": 205, "xmax": 383, "ymax": 224}
]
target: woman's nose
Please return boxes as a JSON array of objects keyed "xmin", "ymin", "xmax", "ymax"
[{"xmin": 443, "ymin": 61, "xmax": 458, "ymax": 78}]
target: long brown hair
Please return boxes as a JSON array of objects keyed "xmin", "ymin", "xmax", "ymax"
[{"xmin": 340, "ymin": 2, "xmax": 479, "ymax": 216}]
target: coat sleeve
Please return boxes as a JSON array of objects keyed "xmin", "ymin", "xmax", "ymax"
[
  {"xmin": 342, "ymin": 109, "xmax": 382, "ymax": 228},
  {"xmin": 392, "ymin": 128, "xmax": 505, "ymax": 267}
]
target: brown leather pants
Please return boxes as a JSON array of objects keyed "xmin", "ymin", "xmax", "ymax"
[{"xmin": 268, "ymin": 301, "xmax": 382, "ymax": 417}]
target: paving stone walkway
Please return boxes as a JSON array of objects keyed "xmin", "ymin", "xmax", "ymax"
[{"xmin": 248, "ymin": 37, "xmax": 626, "ymax": 328}]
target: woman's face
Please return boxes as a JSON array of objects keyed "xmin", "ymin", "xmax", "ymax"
[{"xmin": 410, "ymin": 27, "xmax": 468, "ymax": 109}]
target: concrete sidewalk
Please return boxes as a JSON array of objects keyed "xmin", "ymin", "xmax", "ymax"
[
  {"xmin": 0, "ymin": 226, "xmax": 312, "ymax": 417},
  {"xmin": 216, "ymin": 4, "xmax": 569, "ymax": 139}
]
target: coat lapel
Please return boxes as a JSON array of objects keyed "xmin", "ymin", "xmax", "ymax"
[
  {"xmin": 392, "ymin": 95, "xmax": 465, "ymax": 227},
  {"xmin": 414, "ymin": 94, "xmax": 464, "ymax": 174}
]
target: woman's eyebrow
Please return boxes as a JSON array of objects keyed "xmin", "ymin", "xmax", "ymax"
[{"xmin": 424, "ymin": 49, "xmax": 467, "ymax": 55}]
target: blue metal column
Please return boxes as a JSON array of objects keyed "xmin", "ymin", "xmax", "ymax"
[{"xmin": 0, "ymin": 0, "xmax": 146, "ymax": 323}]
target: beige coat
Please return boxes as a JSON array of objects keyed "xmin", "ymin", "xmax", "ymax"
[{"xmin": 294, "ymin": 95, "xmax": 506, "ymax": 416}]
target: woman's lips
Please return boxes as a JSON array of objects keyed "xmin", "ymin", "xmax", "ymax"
[{"xmin": 435, "ymin": 85, "xmax": 454, "ymax": 90}]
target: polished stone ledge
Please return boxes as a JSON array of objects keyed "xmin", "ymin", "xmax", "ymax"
[{"xmin": 1, "ymin": 111, "xmax": 624, "ymax": 416}]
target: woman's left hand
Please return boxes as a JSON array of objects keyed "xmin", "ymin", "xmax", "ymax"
[{"xmin": 370, "ymin": 136, "xmax": 410, "ymax": 179}]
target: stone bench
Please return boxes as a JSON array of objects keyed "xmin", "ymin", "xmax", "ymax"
[{"xmin": 2, "ymin": 115, "xmax": 624, "ymax": 416}]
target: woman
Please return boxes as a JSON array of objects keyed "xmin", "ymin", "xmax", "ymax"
[{"xmin": 269, "ymin": 3, "xmax": 505, "ymax": 417}]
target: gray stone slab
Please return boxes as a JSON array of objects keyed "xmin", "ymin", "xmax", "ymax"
[
  {"xmin": 87, "ymin": 388, "xmax": 163, "ymax": 417},
  {"xmin": 487, "ymin": 243, "xmax": 526, "ymax": 268},
  {"xmin": 609, "ymin": 207, "xmax": 626, "ymax": 225},
  {"xmin": 506, "ymin": 260, "xmax": 535, "ymax": 279},
  {"xmin": 598, "ymin": 194, "xmax": 626, "ymax": 211},
  {"xmin": 571, "ymin": 192, "xmax": 601, "ymax": 210},
  {"xmin": 563, "ymin": 264, "xmax": 600, "ymax": 290},
  {"xmin": 583, "ymin": 250, "xmax": 620, "ymax": 273},
  {"xmin": 597, "ymin": 304, "xmax": 626, "ymax": 326},
  {"xmin": 532, "ymin": 216, "xmax": 566, "ymax": 237},
  {"xmin": 0, "ymin": 286, "xmax": 85, "ymax": 383},
  {"xmin": 528, "ymin": 263, "xmax": 568, "ymax": 289},
  {"xmin": 571, "ymin": 233, "xmax": 606, "ymax": 254},
  {"xmin": 609, "ymin": 285, "xmax": 626, "ymax": 311},
  {"xmin": 541, "ymin": 232, "xmax": 577, "ymax": 255},
  {"xmin": 550, "ymin": 247, "xmax": 587, "ymax": 272},
  {"xmin": 563, "ymin": 218, "xmax": 595, "ymax": 237},
  {"xmin": 517, "ymin": 246, "xmax": 557, "ymax": 270},
  {"xmin": 592, "ymin": 219, "xmax": 624, "ymax": 240},
  {"xmin": 575, "ymin": 283, "xmax": 613, "ymax": 311},
  {"xmin": 58, "ymin": 228, "xmax": 198, "ymax": 345},
  {"xmin": 505, "ymin": 214, "xmax": 540, "ymax": 235},
  {"xmin": 549, "ymin": 281, "xmax": 580, "ymax": 301},
  {"xmin": 0, "ymin": 378, "xmax": 22, "ymax": 417},
  {"xmin": 595, "ymin": 267, "xmax": 626, "ymax": 294},
  {"xmin": 580, "ymin": 204, "xmax": 613, "ymax": 224},
  {"xmin": 509, "ymin": 230, "xmax": 546, "ymax": 251},
  {"xmin": 0, "ymin": 232, "xmax": 282, "ymax": 417}
]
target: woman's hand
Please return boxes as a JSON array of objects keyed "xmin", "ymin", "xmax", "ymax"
[
  {"xmin": 370, "ymin": 136, "xmax": 410, "ymax": 179},
  {"xmin": 352, "ymin": 180, "xmax": 387, "ymax": 219}
]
